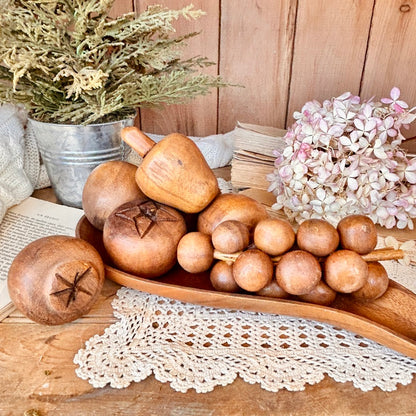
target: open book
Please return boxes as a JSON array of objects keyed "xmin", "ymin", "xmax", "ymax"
[{"xmin": 0, "ymin": 197, "xmax": 83, "ymax": 321}]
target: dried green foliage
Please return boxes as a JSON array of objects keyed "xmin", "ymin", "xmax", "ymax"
[{"xmin": 0, "ymin": 0, "xmax": 227, "ymax": 124}]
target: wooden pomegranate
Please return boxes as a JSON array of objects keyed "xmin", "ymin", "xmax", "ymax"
[
  {"xmin": 8, "ymin": 236, "xmax": 105, "ymax": 325},
  {"xmin": 121, "ymin": 127, "xmax": 219, "ymax": 213},
  {"xmin": 275, "ymin": 250, "xmax": 322, "ymax": 296},
  {"xmin": 177, "ymin": 232, "xmax": 214, "ymax": 273},
  {"xmin": 324, "ymin": 250, "xmax": 369, "ymax": 293},
  {"xmin": 337, "ymin": 214, "xmax": 377, "ymax": 254},
  {"xmin": 103, "ymin": 198, "xmax": 187, "ymax": 278},
  {"xmin": 82, "ymin": 160, "xmax": 146, "ymax": 230},
  {"xmin": 296, "ymin": 218, "xmax": 339, "ymax": 257},
  {"xmin": 197, "ymin": 193, "xmax": 269, "ymax": 235}
]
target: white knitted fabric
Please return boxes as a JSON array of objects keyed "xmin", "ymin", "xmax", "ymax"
[
  {"xmin": 0, "ymin": 104, "xmax": 233, "ymax": 222},
  {"xmin": 126, "ymin": 131, "xmax": 234, "ymax": 169},
  {"xmin": 74, "ymin": 246, "xmax": 416, "ymax": 393},
  {"xmin": 0, "ymin": 105, "xmax": 49, "ymax": 222}
]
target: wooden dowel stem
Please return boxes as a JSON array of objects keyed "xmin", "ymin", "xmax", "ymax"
[
  {"xmin": 121, "ymin": 126, "xmax": 155, "ymax": 157},
  {"xmin": 213, "ymin": 248, "xmax": 404, "ymax": 264},
  {"xmin": 361, "ymin": 248, "xmax": 404, "ymax": 262}
]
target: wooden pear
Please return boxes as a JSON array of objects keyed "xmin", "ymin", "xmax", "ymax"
[{"xmin": 121, "ymin": 127, "xmax": 219, "ymax": 213}]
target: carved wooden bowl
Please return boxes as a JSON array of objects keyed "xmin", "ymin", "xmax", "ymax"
[{"xmin": 76, "ymin": 215, "xmax": 416, "ymax": 359}]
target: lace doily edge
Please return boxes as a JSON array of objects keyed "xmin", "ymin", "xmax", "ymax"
[{"xmin": 73, "ymin": 357, "xmax": 416, "ymax": 393}]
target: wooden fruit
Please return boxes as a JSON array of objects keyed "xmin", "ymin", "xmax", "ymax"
[
  {"xmin": 82, "ymin": 160, "xmax": 146, "ymax": 230},
  {"xmin": 298, "ymin": 280, "xmax": 337, "ymax": 306},
  {"xmin": 121, "ymin": 127, "xmax": 219, "ymax": 213},
  {"xmin": 103, "ymin": 198, "xmax": 187, "ymax": 278},
  {"xmin": 351, "ymin": 261, "xmax": 389, "ymax": 300},
  {"xmin": 253, "ymin": 218, "xmax": 295, "ymax": 256},
  {"xmin": 76, "ymin": 216, "xmax": 416, "ymax": 359},
  {"xmin": 337, "ymin": 214, "xmax": 377, "ymax": 254},
  {"xmin": 210, "ymin": 261, "xmax": 240, "ymax": 293},
  {"xmin": 275, "ymin": 250, "xmax": 322, "ymax": 296},
  {"xmin": 256, "ymin": 280, "xmax": 289, "ymax": 299},
  {"xmin": 197, "ymin": 193, "xmax": 269, "ymax": 235},
  {"xmin": 211, "ymin": 220, "xmax": 250, "ymax": 254},
  {"xmin": 232, "ymin": 249, "xmax": 273, "ymax": 292},
  {"xmin": 296, "ymin": 218, "xmax": 339, "ymax": 257},
  {"xmin": 324, "ymin": 250, "xmax": 369, "ymax": 293},
  {"xmin": 8, "ymin": 236, "xmax": 105, "ymax": 325},
  {"xmin": 177, "ymin": 232, "xmax": 214, "ymax": 273}
]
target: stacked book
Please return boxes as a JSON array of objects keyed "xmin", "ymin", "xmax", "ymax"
[
  {"xmin": 231, "ymin": 122, "xmax": 416, "ymax": 193},
  {"xmin": 231, "ymin": 122, "xmax": 287, "ymax": 192},
  {"xmin": 230, "ymin": 122, "xmax": 416, "ymax": 229},
  {"xmin": 231, "ymin": 122, "xmax": 287, "ymax": 211}
]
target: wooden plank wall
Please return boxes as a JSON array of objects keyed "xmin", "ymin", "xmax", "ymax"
[{"xmin": 111, "ymin": 0, "xmax": 416, "ymax": 138}]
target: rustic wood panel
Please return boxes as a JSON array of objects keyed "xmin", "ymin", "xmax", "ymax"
[
  {"xmin": 109, "ymin": 0, "xmax": 133, "ymax": 17},
  {"xmin": 134, "ymin": 0, "xmax": 220, "ymax": 137},
  {"xmin": 3, "ymin": 190, "xmax": 416, "ymax": 414},
  {"xmin": 360, "ymin": 0, "xmax": 416, "ymax": 138},
  {"xmin": 110, "ymin": 0, "xmax": 416, "ymax": 137},
  {"xmin": 287, "ymin": 0, "xmax": 374, "ymax": 127},
  {"xmin": 2, "ymin": 279, "xmax": 416, "ymax": 416},
  {"xmin": 218, "ymin": 0, "xmax": 296, "ymax": 133}
]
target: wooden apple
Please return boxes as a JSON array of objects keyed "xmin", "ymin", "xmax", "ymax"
[
  {"xmin": 197, "ymin": 193, "xmax": 269, "ymax": 235},
  {"xmin": 82, "ymin": 160, "xmax": 146, "ymax": 230}
]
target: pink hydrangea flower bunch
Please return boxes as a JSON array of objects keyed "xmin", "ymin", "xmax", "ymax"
[{"xmin": 267, "ymin": 87, "xmax": 416, "ymax": 229}]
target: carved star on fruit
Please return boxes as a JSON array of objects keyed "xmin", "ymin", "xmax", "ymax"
[
  {"xmin": 115, "ymin": 200, "xmax": 179, "ymax": 238},
  {"xmin": 50, "ymin": 266, "xmax": 93, "ymax": 308}
]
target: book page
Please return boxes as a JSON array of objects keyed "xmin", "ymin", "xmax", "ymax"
[{"xmin": 0, "ymin": 197, "xmax": 83, "ymax": 318}]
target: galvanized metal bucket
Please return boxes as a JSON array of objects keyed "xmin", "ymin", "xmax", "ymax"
[{"xmin": 28, "ymin": 118, "xmax": 134, "ymax": 208}]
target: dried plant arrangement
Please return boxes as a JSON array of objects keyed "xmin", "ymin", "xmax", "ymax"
[
  {"xmin": 267, "ymin": 88, "xmax": 416, "ymax": 229},
  {"xmin": 0, "ymin": 0, "xmax": 227, "ymax": 124}
]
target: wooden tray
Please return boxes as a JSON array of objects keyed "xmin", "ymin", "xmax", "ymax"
[{"xmin": 76, "ymin": 216, "xmax": 416, "ymax": 359}]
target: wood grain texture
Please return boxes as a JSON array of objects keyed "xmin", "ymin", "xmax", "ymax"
[
  {"xmin": 121, "ymin": 127, "xmax": 219, "ymax": 213},
  {"xmin": 360, "ymin": 0, "xmax": 416, "ymax": 138},
  {"xmin": 109, "ymin": 0, "xmax": 133, "ymax": 17},
  {"xmin": 135, "ymin": 0, "xmax": 220, "ymax": 136},
  {"xmin": 287, "ymin": 0, "xmax": 374, "ymax": 126},
  {"xmin": 112, "ymin": 1, "xmax": 416, "ymax": 137},
  {"xmin": 78, "ymin": 214, "xmax": 416, "ymax": 360},
  {"xmin": 218, "ymin": 0, "xmax": 296, "ymax": 133},
  {"xmin": 2, "ymin": 189, "xmax": 416, "ymax": 415},
  {"xmin": 2, "ymin": 280, "xmax": 416, "ymax": 415}
]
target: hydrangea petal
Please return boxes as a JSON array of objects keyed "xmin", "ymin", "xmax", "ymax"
[
  {"xmin": 402, "ymin": 171, "xmax": 416, "ymax": 184},
  {"xmin": 390, "ymin": 87, "xmax": 400, "ymax": 101}
]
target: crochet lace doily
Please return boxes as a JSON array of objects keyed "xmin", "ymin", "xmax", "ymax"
[{"xmin": 74, "ymin": 258, "xmax": 416, "ymax": 393}]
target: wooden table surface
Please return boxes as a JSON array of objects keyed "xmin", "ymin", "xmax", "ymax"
[{"xmin": 1, "ymin": 186, "xmax": 416, "ymax": 416}]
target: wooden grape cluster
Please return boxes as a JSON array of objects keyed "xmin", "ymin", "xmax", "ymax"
[
  {"xmin": 80, "ymin": 128, "xmax": 403, "ymax": 308},
  {"xmin": 177, "ymin": 214, "xmax": 394, "ymax": 306}
]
